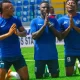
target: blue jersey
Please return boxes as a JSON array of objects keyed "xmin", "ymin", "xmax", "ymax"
[
  {"xmin": 30, "ymin": 17, "xmax": 60, "ymax": 60},
  {"xmin": 58, "ymin": 13, "xmax": 80, "ymax": 56},
  {"xmin": 0, "ymin": 16, "xmax": 22, "ymax": 57}
]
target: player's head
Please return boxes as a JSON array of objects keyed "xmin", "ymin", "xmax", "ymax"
[
  {"xmin": 1, "ymin": 0, "xmax": 14, "ymax": 17},
  {"xmin": 49, "ymin": 5, "xmax": 54, "ymax": 14},
  {"xmin": 40, "ymin": 1, "xmax": 50, "ymax": 16},
  {"xmin": 66, "ymin": 0, "xmax": 77, "ymax": 13}
]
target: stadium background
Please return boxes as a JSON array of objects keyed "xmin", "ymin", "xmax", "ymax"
[{"xmin": 9, "ymin": 0, "xmax": 67, "ymax": 27}]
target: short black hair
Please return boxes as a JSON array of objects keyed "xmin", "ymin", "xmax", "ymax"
[
  {"xmin": 0, "ymin": 0, "xmax": 11, "ymax": 14},
  {"xmin": 40, "ymin": 1, "xmax": 49, "ymax": 5}
]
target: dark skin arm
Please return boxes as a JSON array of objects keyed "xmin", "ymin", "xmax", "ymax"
[
  {"xmin": 32, "ymin": 25, "xmax": 46, "ymax": 40},
  {"xmin": 73, "ymin": 26, "xmax": 80, "ymax": 33},
  {"xmin": 71, "ymin": 17, "xmax": 80, "ymax": 33},
  {"xmin": 61, "ymin": 26, "xmax": 71, "ymax": 39},
  {"xmin": 66, "ymin": 15, "xmax": 80, "ymax": 34},
  {"xmin": 31, "ymin": 14, "xmax": 48, "ymax": 40},
  {"xmin": 48, "ymin": 22, "xmax": 62, "ymax": 41},
  {"xmin": 61, "ymin": 15, "xmax": 72, "ymax": 39},
  {"xmin": 15, "ymin": 26, "xmax": 27, "ymax": 37}
]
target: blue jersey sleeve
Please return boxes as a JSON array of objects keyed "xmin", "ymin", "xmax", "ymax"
[
  {"xmin": 49, "ymin": 18, "xmax": 61, "ymax": 31},
  {"xmin": 54, "ymin": 19, "xmax": 61, "ymax": 31},
  {"xmin": 15, "ymin": 17, "xmax": 23, "ymax": 29},
  {"xmin": 30, "ymin": 19, "xmax": 37, "ymax": 34},
  {"xmin": 58, "ymin": 17, "xmax": 65, "ymax": 32}
]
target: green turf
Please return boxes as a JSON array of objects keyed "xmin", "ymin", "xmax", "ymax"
[{"xmin": 10, "ymin": 45, "xmax": 80, "ymax": 80}]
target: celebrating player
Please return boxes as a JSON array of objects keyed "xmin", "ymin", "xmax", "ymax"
[
  {"xmin": 58, "ymin": 0, "xmax": 80, "ymax": 76},
  {"xmin": 30, "ymin": 1, "xmax": 61, "ymax": 79}
]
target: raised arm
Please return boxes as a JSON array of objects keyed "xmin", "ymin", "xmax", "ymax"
[
  {"xmin": 48, "ymin": 20, "xmax": 62, "ymax": 41},
  {"xmin": 61, "ymin": 16, "xmax": 73, "ymax": 39},
  {"xmin": 31, "ymin": 14, "xmax": 48, "ymax": 40},
  {"xmin": 72, "ymin": 17, "xmax": 80, "ymax": 33}
]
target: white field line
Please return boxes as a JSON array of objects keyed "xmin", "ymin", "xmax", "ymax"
[{"xmin": 25, "ymin": 59, "xmax": 64, "ymax": 62}]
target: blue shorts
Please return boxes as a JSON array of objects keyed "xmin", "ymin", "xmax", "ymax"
[
  {"xmin": 35, "ymin": 60, "xmax": 59, "ymax": 75},
  {"xmin": 65, "ymin": 56, "xmax": 80, "ymax": 67},
  {"xmin": 1, "ymin": 55, "xmax": 27, "ymax": 72}
]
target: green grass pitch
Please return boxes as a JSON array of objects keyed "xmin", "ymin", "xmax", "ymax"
[{"xmin": 10, "ymin": 45, "xmax": 80, "ymax": 80}]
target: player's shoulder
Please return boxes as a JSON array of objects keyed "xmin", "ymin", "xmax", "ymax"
[
  {"xmin": 58, "ymin": 15, "xmax": 68, "ymax": 22},
  {"xmin": 77, "ymin": 12, "xmax": 80, "ymax": 14},
  {"xmin": 31, "ymin": 16, "xmax": 41, "ymax": 22},
  {"xmin": 59, "ymin": 15, "xmax": 67, "ymax": 19},
  {"xmin": 76, "ymin": 12, "xmax": 80, "ymax": 16},
  {"xmin": 12, "ymin": 16, "xmax": 21, "ymax": 21}
]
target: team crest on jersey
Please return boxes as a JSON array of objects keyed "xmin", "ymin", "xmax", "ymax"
[
  {"xmin": 38, "ymin": 24, "xmax": 43, "ymax": 26},
  {"xmin": 63, "ymin": 21, "xmax": 68, "ymax": 25},
  {"xmin": 76, "ymin": 20, "xmax": 80, "ymax": 24}
]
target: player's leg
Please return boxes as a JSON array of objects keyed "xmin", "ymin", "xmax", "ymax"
[
  {"xmin": 13, "ymin": 55, "xmax": 29, "ymax": 80},
  {"xmin": 65, "ymin": 56, "xmax": 76, "ymax": 76},
  {"xmin": 0, "ymin": 59, "xmax": 12, "ymax": 80},
  {"xmin": 35, "ymin": 60, "xmax": 45, "ymax": 79},
  {"xmin": 47, "ymin": 60, "xmax": 59, "ymax": 78},
  {"xmin": 0, "ymin": 68, "xmax": 7, "ymax": 80}
]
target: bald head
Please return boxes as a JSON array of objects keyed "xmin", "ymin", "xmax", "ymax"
[
  {"xmin": 1, "ymin": 1, "xmax": 14, "ymax": 18},
  {"xmin": 1, "ymin": 1, "xmax": 11, "ymax": 11},
  {"xmin": 2, "ymin": 2, "xmax": 12, "ymax": 10}
]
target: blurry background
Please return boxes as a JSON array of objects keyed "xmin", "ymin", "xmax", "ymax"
[{"xmin": 0, "ymin": 0, "xmax": 79, "ymax": 27}]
